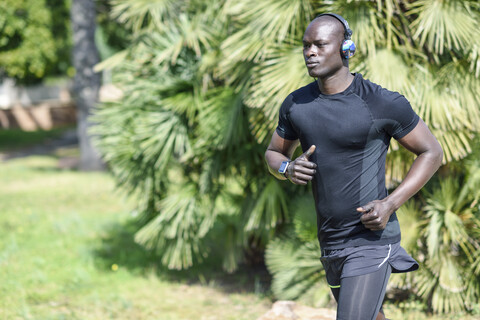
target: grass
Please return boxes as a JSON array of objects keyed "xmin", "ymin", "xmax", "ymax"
[
  {"xmin": 0, "ymin": 153, "xmax": 270, "ymax": 319},
  {"xmin": 0, "ymin": 127, "xmax": 71, "ymax": 151}
]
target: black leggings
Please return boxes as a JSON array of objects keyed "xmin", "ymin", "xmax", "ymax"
[{"xmin": 330, "ymin": 262, "xmax": 392, "ymax": 320}]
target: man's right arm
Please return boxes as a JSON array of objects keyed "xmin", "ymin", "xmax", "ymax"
[
  {"xmin": 265, "ymin": 131, "xmax": 317, "ymax": 185},
  {"xmin": 265, "ymin": 131, "xmax": 298, "ymax": 180}
]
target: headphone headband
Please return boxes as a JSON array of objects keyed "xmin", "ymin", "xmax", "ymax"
[
  {"xmin": 314, "ymin": 13, "xmax": 356, "ymax": 59},
  {"xmin": 315, "ymin": 13, "xmax": 353, "ymax": 40}
]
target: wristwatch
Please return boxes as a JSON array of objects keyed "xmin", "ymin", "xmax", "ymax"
[{"xmin": 278, "ymin": 161, "xmax": 291, "ymax": 177}]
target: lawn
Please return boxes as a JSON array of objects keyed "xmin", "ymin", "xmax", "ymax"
[{"xmin": 0, "ymin": 152, "xmax": 270, "ymax": 319}]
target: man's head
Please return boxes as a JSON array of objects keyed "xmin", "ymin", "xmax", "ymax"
[{"xmin": 303, "ymin": 14, "xmax": 352, "ymax": 79}]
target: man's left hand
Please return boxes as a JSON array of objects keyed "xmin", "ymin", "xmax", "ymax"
[{"xmin": 357, "ymin": 200, "xmax": 396, "ymax": 231}]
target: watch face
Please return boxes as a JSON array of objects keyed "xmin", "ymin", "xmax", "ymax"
[{"xmin": 278, "ymin": 161, "xmax": 289, "ymax": 174}]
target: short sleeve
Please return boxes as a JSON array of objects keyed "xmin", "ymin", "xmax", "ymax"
[
  {"xmin": 382, "ymin": 93, "xmax": 419, "ymax": 140},
  {"xmin": 275, "ymin": 94, "xmax": 299, "ymax": 140}
]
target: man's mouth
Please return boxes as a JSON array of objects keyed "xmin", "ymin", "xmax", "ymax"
[{"xmin": 306, "ymin": 61, "xmax": 319, "ymax": 68}]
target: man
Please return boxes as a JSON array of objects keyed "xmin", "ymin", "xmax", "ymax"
[{"xmin": 264, "ymin": 13, "xmax": 443, "ymax": 320}]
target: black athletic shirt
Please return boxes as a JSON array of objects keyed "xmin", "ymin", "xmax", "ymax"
[{"xmin": 276, "ymin": 73, "xmax": 420, "ymax": 250}]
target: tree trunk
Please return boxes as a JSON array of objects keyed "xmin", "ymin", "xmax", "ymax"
[{"xmin": 71, "ymin": 0, "xmax": 104, "ymax": 170}]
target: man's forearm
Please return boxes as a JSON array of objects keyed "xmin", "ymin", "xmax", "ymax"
[
  {"xmin": 265, "ymin": 149, "xmax": 290, "ymax": 180},
  {"xmin": 385, "ymin": 148, "xmax": 443, "ymax": 210}
]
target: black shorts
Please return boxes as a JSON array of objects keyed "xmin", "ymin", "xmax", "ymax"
[{"xmin": 320, "ymin": 242, "xmax": 418, "ymax": 288}]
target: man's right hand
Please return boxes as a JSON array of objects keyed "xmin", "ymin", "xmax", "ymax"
[{"xmin": 287, "ymin": 145, "xmax": 317, "ymax": 185}]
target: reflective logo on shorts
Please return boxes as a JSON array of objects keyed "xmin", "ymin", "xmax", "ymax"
[{"xmin": 378, "ymin": 244, "xmax": 392, "ymax": 268}]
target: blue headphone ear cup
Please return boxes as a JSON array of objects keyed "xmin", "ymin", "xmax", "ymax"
[{"xmin": 342, "ymin": 40, "xmax": 356, "ymax": 59}]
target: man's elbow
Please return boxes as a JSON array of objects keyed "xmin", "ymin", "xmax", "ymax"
[{"xmin": 431, "ymin": 143, "xmax": 444, "ymax": 169}]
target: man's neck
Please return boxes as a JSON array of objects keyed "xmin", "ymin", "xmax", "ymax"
[{"xmin": 317, "ymin": 70, "xmax": 355, "ymax": 95}]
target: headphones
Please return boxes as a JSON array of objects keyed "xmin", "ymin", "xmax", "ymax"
[{"xmin": 316, "ymin": 13, "xmax": 356, "ymax": 59}]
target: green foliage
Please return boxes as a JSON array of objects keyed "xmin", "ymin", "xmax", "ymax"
[
  {"xmin": 266, "ymin": 237, "xmax": 329, "ymax": 305},
  {"xmin": 96, "ymin": 1, "xmax": 131, "ymax": 58},
  {"xmin": 0, "ymin": 127, "xmax": 68, "ymax": 151},
  {"xmin": 0, "ymin": 155, "xmax": 269, "ymax": 319},
  {"xmin": 417, "ymin": 174, "xmax": 480, "ymax": 313},
  {"xmin": 0, "ymin": 0, "xmax": 71, "ymax": 84},
  {"xmin": 93, "ymin": 0, "xmax": 480, "ymax": 316},
  {"xmin": 388, "ymin": 155, "xmax": 480, "ymax": 314},
  {"xmin": 265, "ymin": 194, "xmax": 331, "ymax": 307},
  {"xmin": 0, "ymin": 0, "xmax": 130, "ymax": 84}
]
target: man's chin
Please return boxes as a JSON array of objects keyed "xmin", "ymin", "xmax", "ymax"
[{"xmin": 307, "ymin": 70, "xmax": 321, "ymax": 78}]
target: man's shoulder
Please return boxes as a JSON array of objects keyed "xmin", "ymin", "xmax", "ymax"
[
  {"xmin": 354, "ymin": 74, "xmax": 412, "ymax": 113},
  {"xmin": 288, "ymin": 81, "xmax": 317, "ymax": 100},
  {"xmin": 355, "ymin": 74, "xmax": 406, "ymax": 102},
  {"xmin": 355, "ymin": 74, "xmax": 417, "ymax": 126},
  {"xmin": 280, "ymin": 81, "xmax": 318, "ymax": 110}
]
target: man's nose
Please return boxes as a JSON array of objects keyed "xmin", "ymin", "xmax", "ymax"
[{"xmin": 304, "ymin": 45, "xmax": 318, "ymax": 57}]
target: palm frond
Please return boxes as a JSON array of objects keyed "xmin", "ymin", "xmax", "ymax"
[
  {"xmin": 92, "ymin": 63, "xmax": 195, "ymax": 199},
  {"xmin": 245, "ymin": 178, "xmax": 289, "ymax": 232},
  {"xmin": 415, "ymin": 175, "xmax": 480, "ymax": 312},
  {"xmin": 424, "ymin": 178, "xmax": 466, "ymax": 256},
  {"xmin": 223, "ymin": 0, "xmax": 313, "ymax": 48},
  {"xmin": 265, "ymin": 237, "xmax": 326, "ymax": 301},
  {"xmin": 291, "ymin": 194, "xmax": 317, "ymax": 243},
  {"xmin": 323, "ymin": 0, "xmax": 383, "ymax": 55},
  {"xmin": 460, "ymin": 157, "xmax": 480, "ymax": 204},
  {"xmin": 94, "ymin": 50, "xmax": 129, "ymax": 72},
  {"xmin": 395, "ymin": 62, "xmax": 480, "ymax": 163},
  {"xmin": 358, "ymin": 49, "xmax": 410, "ymax": 93},
  {"xmin": 432, "ymin": 129, "xmax": 472, "ymax": 163},
  {"xmin": 246, "ymin": 45, "xmax": 311, "ymax": 144},
  {"xmin": 139, "ymin": 15, "xmax": 215, "ymax": 66},
  {"xmin": 219, "ymin": 0, "xmax": 313, "ymax": 82},
  {"xmin": 416, "ymin": 254, "xmax": 468, "ymax": 313},
  {"xmin": 408, "ymin": 0, "xmax": 477, "ymax": 55},
  {"xmin": 110, "ymin": 0, "xmax": 181, "ymax": 33},
  {"xmin": 397, "ymin": 201, "xmax": 422, "ymax": 253},
  {"xmin": 219, "ymin": 222, "xmax": 243, "ymax": 273},
  {"xmin": 134, "ymin": 109, "xmax": 191, "ymax": 173},
  {"xmin": 134, "ymin": 183, "xmax": 216, "ymax": 270},
  {"xmin": 215, "ymin": 184, "xmax": 247, "ymax": 272},
  {"xmin": 196, "ymin": 87, "xmax": 247, "ymax": 150},
  {"xmin": 468, "ymin": 40, "xmax": 480, "ymax": 78}
]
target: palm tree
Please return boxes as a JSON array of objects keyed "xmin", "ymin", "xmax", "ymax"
[
  {"xmin": 93, "ymin": 0, "xmax": 480, "ymax": 314},
  {"xmin": 265, "ymin": 194, "xmax": 332, "ymax": 307},
  {"xmin": 414, "ymin": 159, "xmax": 480, "ymax": 313}
]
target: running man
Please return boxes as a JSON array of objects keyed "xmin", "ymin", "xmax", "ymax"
[{"xmin": 265, "ymin": 13, "xmax": 443, "ymax": 320}]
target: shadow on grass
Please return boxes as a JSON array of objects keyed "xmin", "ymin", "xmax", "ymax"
[
  {"xmin": 0, "ymin": 127, "xmax": 81, "ymax": 171},
  {"xmin": 92, "ymin": 218, "xmax": 272, "ymax": 296}
]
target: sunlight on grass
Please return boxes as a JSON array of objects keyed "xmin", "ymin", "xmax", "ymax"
[{"xmin": 0, "ymin": 154, "xmax": 269, "ymax": 319}]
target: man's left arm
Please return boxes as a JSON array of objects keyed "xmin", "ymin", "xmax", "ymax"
[{"xmin": 358, "ymin": 119, "xmax": 443, "ymax": 230}]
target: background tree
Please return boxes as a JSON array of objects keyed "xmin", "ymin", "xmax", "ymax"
[
  {"xmin": 94, "ymin": 0, "xmax": 480, "ymax": 315},
  {"xmin": 0, "ymin": 0, "xmax": 127, "ymax": 170},
  {"xmin": 71, "ymin": 0, "xmax": 104, "ymax": 170},
  {"xmin": 0, "ymin": 0, "xmax": 71, "ymax": 84}
]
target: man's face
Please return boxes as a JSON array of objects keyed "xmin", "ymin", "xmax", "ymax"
[{"xmin": 303, "ymin": 19, "xmax": 344, "ymax": 78}]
